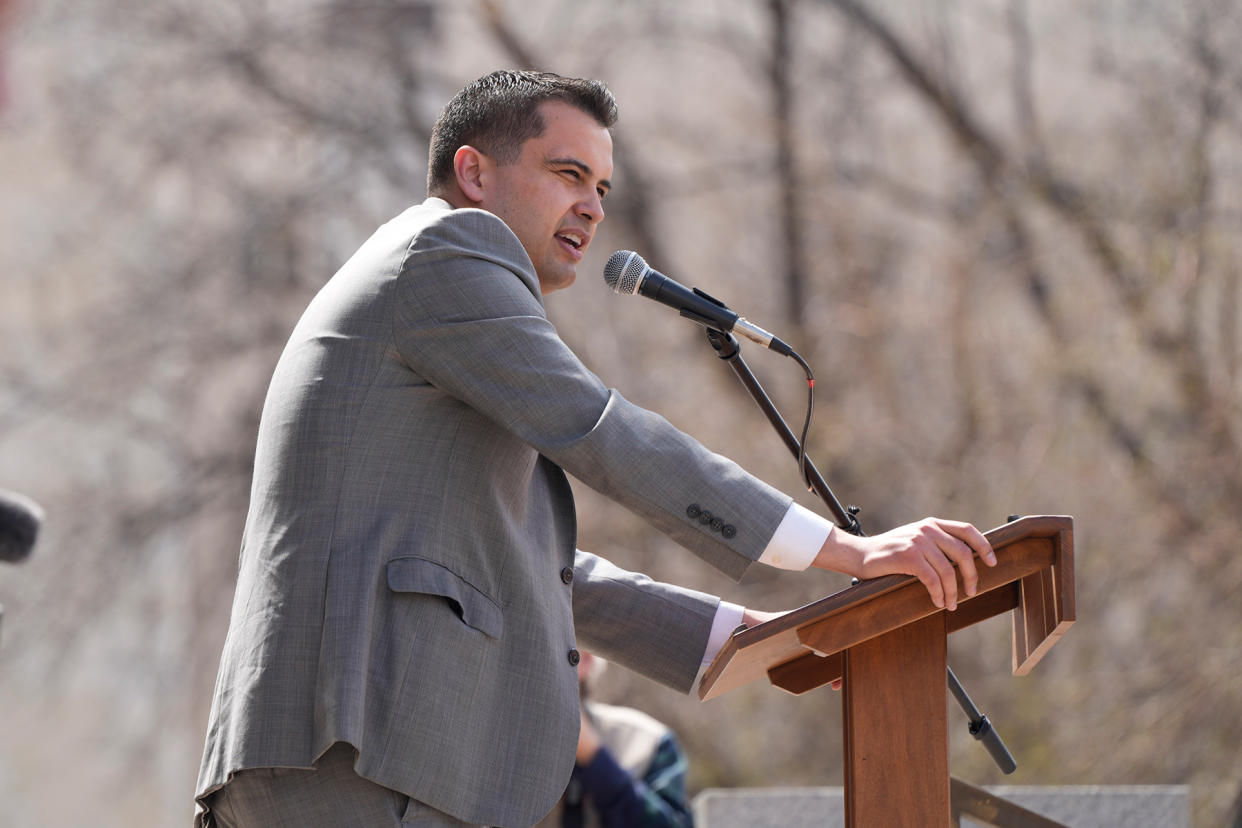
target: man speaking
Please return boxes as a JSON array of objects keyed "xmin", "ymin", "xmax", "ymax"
[{"xmin": 194, "ymin": 70, "xmax": 994, "ymax": 828}]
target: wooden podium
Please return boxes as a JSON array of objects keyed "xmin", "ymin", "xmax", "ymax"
[{"xmin": 698, "ymin": 515, "xmax": 1075, "ymax": 828}]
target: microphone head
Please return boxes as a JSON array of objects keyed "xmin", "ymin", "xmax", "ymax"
[
  {"xmin": 0, "ymin": 489, "xmax": 44, "ymax": 564},
  {"xmin": 603, "ymin": 250, "xmax": 649, "ymax": 296}
]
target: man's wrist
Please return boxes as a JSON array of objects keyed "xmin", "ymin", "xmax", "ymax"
[{"xmin": 813, "ymin": 521, "xmax": 875, "ymax": 576}]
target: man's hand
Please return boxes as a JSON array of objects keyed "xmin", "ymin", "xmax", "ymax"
[
  {"xmin": 740, "ymin": 607, "xmax": 786, "ymax": 628},
  {"xmin": 812, "ymin": 518, "xmax": 996, "ymax": 611}
]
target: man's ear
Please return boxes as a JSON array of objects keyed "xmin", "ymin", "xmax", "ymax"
[{"xmin": 453, "ymin": 145, "xmax": 489, "ymax": 204}]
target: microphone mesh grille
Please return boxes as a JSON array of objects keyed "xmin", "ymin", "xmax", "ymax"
[{"xmin": 603, "ymin": 251, "xmax": 647, "ymax": 296}]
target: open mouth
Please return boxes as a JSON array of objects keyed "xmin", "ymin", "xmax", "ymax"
[{"xmin": 556, "ymin": 231, "xmax": 585, "ymax": 251}]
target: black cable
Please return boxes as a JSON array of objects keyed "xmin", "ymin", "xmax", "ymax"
[{"xmin": 788, "ymin": 349, "xmax": 816, "ymax": 493}]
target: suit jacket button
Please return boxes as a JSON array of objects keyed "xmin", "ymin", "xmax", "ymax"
[
  {"xmin": 710, "ymin": 516, "xmax": 724, "ymax": 532},
  {"xmin": 560, "ymin": 566, "xmax": 574, "ymax": 584},
  {"xmin": 698, "ymin": 509, "xmax": 713, "ymax": 525},
  {"xmin": 568, "ymin": 649, "xmax": 581, "ymax": 667},
  {"xmin": 686, "ymin": 504, "xmax": 702, "ymax": 519},
  {"xmin": 722, "ymin": 524, "xmax": 737, "ymax": 539}
]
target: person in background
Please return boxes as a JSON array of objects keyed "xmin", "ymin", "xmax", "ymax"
[{"xmin": 538, "ymin": 650, "xmax": 693, "ymax": 828}]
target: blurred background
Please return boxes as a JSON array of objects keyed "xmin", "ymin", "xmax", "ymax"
[{"xmin": 2, "ymin": 0, "xmax": 1240, "ymax": 824}]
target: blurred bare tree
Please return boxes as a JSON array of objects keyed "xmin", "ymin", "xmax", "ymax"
[{"xmin": 2, "ymin": 0, "xmax": 1240, "ymax": 825}]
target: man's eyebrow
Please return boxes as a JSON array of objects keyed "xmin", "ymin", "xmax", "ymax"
[{"xmin": 549, "ymin": 157, "xmax": 612, "ymax": 191}]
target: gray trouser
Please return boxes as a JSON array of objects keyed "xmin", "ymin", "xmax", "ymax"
[{"xmin": 203, "ymin": 742, "xmax": 484, "ymax": 827}]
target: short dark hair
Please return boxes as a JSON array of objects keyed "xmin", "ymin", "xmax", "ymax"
[{"xmin": 426, "ymin": 70, "xmax": 618, "ymax": 195}]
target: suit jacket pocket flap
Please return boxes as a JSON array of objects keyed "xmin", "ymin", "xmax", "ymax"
[{"xmin": 386, "ymin": 557, "xmax": 503, "ymax": 639}]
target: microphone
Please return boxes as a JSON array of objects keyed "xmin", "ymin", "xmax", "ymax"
[
  {"xmin": 603, "ymin": 251, "xmax": 793, "ymax": 356},
  {"xmin": 0, "ymin": 489, "xmax": 44, "ymax": 564}
]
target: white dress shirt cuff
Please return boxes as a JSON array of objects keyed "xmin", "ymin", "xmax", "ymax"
[
  {"xmin": 691, "ymin": 505, "xmax": 832, "ymax": 696},
  {"xmin": 701, "ymin": 600, "xmax": 745, "ymax": 666},
  {"xmin": 758, "ymin": 502, "xmax": 833, "ymax": 571},
  {"xmin": 692, "ymin": 600, "xmax": 746, "ymax": 695}
]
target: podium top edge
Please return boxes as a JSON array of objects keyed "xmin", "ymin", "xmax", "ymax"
[
  {"xmin": 985, "ymin": 514, "xmax": 1073, "ymax": 546},
  {"xmin": 725, "ymin": 514, "xmax": 1073, "ymax": 650}
]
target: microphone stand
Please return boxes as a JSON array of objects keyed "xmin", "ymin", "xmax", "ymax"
[{"xmin": 703, "ymin": 329, "xmax": 1016, "ymax": 775}]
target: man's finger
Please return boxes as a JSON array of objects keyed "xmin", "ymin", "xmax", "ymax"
[
  {"xmin": 939, "ymin": 533, "xmax": 981, "ymax": 598},
  {"xmin": 939, "ymin": 519, "xmax": 996, "ymax": 566},
  {"xmin": 924, "ymin": 546, "xmax": 959, "ymax": 610},
  {"xmin": 914, "ymin": 559, "xmax": 946, "ymax": 609}
]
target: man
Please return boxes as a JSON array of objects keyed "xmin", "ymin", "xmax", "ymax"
[{"xmin": 194, "ymin": 70, "xmax": 994, "ymax": 828}]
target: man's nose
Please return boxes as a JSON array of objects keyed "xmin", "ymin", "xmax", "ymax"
[{"xmin": 578, "ymin": 192, "xmax": 605, "ymax": 224}]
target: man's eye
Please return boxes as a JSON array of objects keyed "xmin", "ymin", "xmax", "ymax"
[
  {"xmin": 562, "ymin": 169, "xmax": 581, "ymax": 180},
  {"xmin": 597, "ymin": 188, "xmax": 608, "ymax": 201}
]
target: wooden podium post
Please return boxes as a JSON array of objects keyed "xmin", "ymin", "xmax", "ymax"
[{"xmin": 699, "ymin": 515, "xmax": 1074, "ymax": 828}]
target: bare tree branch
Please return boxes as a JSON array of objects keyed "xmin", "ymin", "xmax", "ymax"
[{"xmin": 768, "ymin": 0, "xmax": 809, "ymax": 329}]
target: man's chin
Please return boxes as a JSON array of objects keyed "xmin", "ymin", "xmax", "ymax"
[{"xmin": 538, "ymin": 268, "xmax": 577, "ymax": 295}]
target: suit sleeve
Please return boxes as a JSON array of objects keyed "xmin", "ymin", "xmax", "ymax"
[
  {"xmin": 392, "ymin": 208, "xmax": 792, "ymax": 580},
  {"xmin": 571, "ymin": 549, "xmax": 719, "ymax": 692}
]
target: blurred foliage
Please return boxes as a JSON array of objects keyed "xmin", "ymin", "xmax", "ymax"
[{"xmin": 2, "ymin": 0, "xmax": 1240, "ymax": 825}]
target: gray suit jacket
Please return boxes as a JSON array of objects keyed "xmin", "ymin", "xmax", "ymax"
[{"xmin": 195, "ymin": 198, "xmax": 792, "ymax": 827}]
